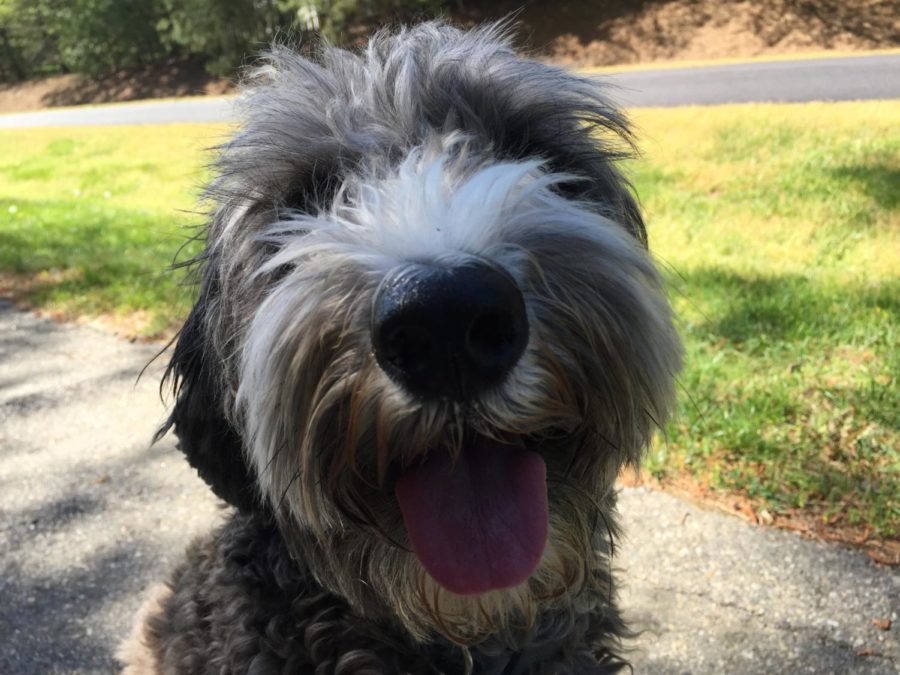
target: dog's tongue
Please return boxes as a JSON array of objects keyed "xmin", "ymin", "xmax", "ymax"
[{"xmin": 395, "ymin": 438, "xmax": 548, "ymax": 596}]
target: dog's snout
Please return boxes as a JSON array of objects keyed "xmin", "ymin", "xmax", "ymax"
[{"xmin": 372, "ymin": 262, "xmax": 528, "ymax": 401}]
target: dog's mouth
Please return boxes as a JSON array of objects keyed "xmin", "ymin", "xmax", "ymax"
[{"xmin": 394, "ymin": 435, "xmax": 548, "ymax": 596}]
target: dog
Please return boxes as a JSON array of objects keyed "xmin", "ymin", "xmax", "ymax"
[{"xmin": 120, "ymin": 21, "xmax": 681, "ymax": 674}]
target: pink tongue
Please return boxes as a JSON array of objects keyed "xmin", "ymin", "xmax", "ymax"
[{"xmin": 395, "ymin": 439, "xmax": 548, "ymax": 596}]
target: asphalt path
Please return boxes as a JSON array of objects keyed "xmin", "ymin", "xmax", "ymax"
[
  {"xmin": 0, "ymin": 97, "xmax": 234, "ymax": 129},
  {"xmin": 0, "ymin": 54, "xmax": 897, "ymax": 129},
  {"xmin": 604, "ymin": 53, "xmax": 900, "ymax": 107},
  {"xmin": 1, "ymin": 301, "xmax": 898, "ymax": 674}
]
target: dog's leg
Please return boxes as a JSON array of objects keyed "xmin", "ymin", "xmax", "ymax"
[{"xmin": 118, "ymin": 583, "xmax": 172, "ymax": 674}]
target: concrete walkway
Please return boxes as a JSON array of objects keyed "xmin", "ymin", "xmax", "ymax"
[{"xmin": 0, "ymin": 301, "xmax": 897, "ymax": 674}]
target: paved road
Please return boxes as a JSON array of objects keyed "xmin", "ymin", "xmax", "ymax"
[
  {"xmin": 1, "ymin": 301, "xmax": 897, "ymax": 673},
  {"xmin": 0, "ymin": 54, "xmax": 897, "ymax": 129},
  {"xmin": 0, "ymin": 97, "xmax": 235, "ymax": 129},
  {"xmin": 603, "ymin": 53, "xmax": 900, "ymax": 107}
]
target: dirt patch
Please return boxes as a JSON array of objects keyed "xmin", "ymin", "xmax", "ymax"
[
  {"xmin": 495, "ymin": 0, "xmax": 900, "ymax": 67},
  {"xmin": 2, "ymin": 0, "xmax": 897, "ymax": 114},
  {"xmin": 0, "ymin": 59, "xmax": 234, "ymax": 114},
  {"xmin": 0, "ymin": 273, "xmax": 176, "ymax": 344},
  {"xmin": 619, "ymin": 467, "xmax": 900, "ymax": 566}
]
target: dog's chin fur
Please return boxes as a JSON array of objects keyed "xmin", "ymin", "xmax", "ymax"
[
  {"xmin": 279, "ymin": 472, "xmax": 611, "ymax": 647},
  {"xmin": 125, "ymin": 19, "xmax": 681, "ymax": 674}
]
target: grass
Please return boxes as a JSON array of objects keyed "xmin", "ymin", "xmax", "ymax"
[
  {"xmin": 0, "ymin": 124, "xmax": 230, "ymax": 335},
  {"xmin": 628, "ymin": 102, "xmax": 899, "ymax": 539},
  {"xmin": 0, "ymin": 101, "xmax": 897, "ymax": 539}
]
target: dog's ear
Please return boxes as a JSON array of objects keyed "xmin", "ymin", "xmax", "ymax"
[{"xmin": 156, "ymin": 276, "xmax": 260, "ymax": 513}]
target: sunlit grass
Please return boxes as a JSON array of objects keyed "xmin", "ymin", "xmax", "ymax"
[
  {"xmin": 0, "ymin": 101, "xmax": 897, "ymax": 537},
  {"xmin": 0, "ymin": 123, "xmax": 230, "ymax": 335},
  {"xmin": 628, "ymin": 102, "xmax": 899, "ymax": 538},
  {"xmin": 630, "ymin": 102, "xmax": 899, "ymax": 280}
]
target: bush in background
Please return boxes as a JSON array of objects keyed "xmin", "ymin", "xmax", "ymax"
[
  {"xmin": 0, "ymin": 0, "xmax": 168, "ymax": 78},
  {"xmin": 0, "ymin": 0, "xmax": 449, "ymax": 80}
]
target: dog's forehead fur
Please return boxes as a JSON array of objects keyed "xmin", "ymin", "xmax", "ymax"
[{"xmin": 211, "ymin": 21, "xmax": 643, "ymax": 243}]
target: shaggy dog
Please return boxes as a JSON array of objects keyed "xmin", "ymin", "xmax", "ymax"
[{"xmin": 120, "ymin": 21, "xmax": 681, "ymax": 674}]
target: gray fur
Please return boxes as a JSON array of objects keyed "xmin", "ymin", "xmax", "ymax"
[{"xmin": 128, "ymin": 20, "xmax": 682, "ymax": 674}]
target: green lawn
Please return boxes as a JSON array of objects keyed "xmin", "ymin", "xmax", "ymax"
[
  {"xmin": 630, "ymin": 103, "xmax": 899, "ymax": 538},
  {"xmin": 0, "ymin": 123, "xmax": 228, "ymax": 335},
  {"xmin": 0, "ymin": 101, "xmax": 897, "ymax": 538}
]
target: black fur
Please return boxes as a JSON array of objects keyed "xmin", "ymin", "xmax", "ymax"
[
  {"xmin": 156, "ymin": 278, "xmax": 259, "ymax": 514},
  {"xmin": 143, "ymin": 512, "xmax": 629, "ymax": 674}
]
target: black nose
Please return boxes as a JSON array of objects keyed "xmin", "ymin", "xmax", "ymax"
[{"xmin": 372, "ymin": 262, "xmax": 529, "ymax": 401}]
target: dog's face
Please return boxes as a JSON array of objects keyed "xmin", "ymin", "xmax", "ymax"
[{"xmin": 166, "ymin": 23, "xmax": 680, "ymax": 645}]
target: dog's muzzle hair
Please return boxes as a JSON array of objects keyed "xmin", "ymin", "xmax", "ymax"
[{"xmin": 143, "ymin": 20, "xmax": 682, "ymax": 673}]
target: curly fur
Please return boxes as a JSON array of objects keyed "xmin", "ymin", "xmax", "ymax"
[
  {"xmin": 121, "ymin": 513, "xmax": 629, "ymax": 674},
  {"xmin": 123, "ymin": 20, "xmax": 681, "ymax": 674}
]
